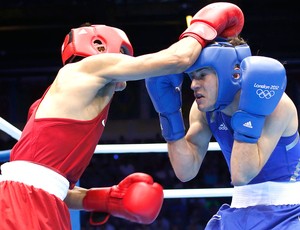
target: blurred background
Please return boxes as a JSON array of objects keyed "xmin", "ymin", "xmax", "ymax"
[{"xmin": 0, "ymin": 0, "xmax": 299, "ymax": 229}]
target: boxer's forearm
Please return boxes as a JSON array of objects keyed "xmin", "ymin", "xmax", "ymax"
[{"xmin": 64, "ymin": 186, "xmax": 87, "ymax": 210}]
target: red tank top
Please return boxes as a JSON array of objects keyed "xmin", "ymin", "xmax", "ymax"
[{"xmin": 10, "ymin": 96, "xmax": 111, "ymax": 188}]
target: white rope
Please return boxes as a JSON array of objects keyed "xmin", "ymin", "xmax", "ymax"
[
  {"xmin": 94, "ymin": 142, "xmax": 220, "ymax": 153},
  {"xmin": 164, "ymin": 188, "xmax": 233, "ymax": 198},
  {"xmin": 0, "ymin": 117, "xmax": 21, "ymax": 140},
  {"xmin": 1, "ymin": 143, "xmax": 221, "ymax": 158},
  {"xmin": 0, "ymin": 116, "xmax": 232, "ymax": 199},
  {"xmin": 0, "ymin": 116, "xmax": 221, "ymax": 152}
]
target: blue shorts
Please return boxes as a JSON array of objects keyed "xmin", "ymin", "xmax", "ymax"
[{"xmin": 205, "ymin": 203, "xmax": 300, "ymax": 230}]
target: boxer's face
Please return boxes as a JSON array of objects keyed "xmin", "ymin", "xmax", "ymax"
[{"xmin": 190, "ymin": 68, "xmax": 218, "ymax": 112}]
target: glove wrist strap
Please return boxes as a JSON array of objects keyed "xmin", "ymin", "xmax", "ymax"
[
  {"xmin": 89, "ymin": 212, "xmax": 110, "ymax": 226},
  {"xmin": 159, "ymin": 110, "xmax": 185, "ymax": 141},
  {"xmin": 179, "ymin": 23, "xmax": 217, "ymax": 48},
  {"xmin": 231, "ymin": 110, "xmax": 265, "ymax": 143},
  {"xmin": 82, "ymin": 187, "xmax": 111, "ymax": 212},
  {"xmin": 83, "ymin": 187, "xmax": 112, "ymax": 226}
]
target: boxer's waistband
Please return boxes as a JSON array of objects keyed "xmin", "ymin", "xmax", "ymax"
[
  {"xmin": 231, "ymin": 181, "xmax": 300, "ymax": 208},
  {"xmin": 0, "ymin": 161, "xmax": 69, "ymax": 200}
]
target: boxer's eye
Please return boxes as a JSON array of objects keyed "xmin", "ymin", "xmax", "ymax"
[{"xmin": 120, "ymin": 47, "xmax": 125, "ymax": 54}]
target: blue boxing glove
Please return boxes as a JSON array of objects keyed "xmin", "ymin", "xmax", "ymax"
[
  {"xmin": 231, "ymin": 56, "xmax": 287, "ymax": 143},
  {"xmin": 145, "ymin": 74, "xmax": 185, "ymax": 141}
]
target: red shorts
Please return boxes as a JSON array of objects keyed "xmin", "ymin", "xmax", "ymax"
[{"xmin": 0, "ymin": 181, "xmax": 71, "ymax": 230}]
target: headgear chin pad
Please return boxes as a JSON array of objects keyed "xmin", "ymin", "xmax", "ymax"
[
  {"xmin": 185, "ymin": 41, "xmax": 251, "ymax": 111},
  {"xmin": 61, "ymin": 25, "xmax": 134, "ymax": 65}
]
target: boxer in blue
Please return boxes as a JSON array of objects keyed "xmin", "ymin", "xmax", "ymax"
[
  {"xmin": 0, "ymin": 2, "xmax": 245, "ymax": 229},
  {"xmin": 146, "ymin": 36, "xmax": 300, "ymax": 229}
]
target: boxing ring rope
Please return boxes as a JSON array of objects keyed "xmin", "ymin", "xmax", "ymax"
[
  {"xmin": 0, "ymin": 116, "xmax": 233, "ymax": 228},
  {"xmin": 0, "ymin": 116, "xmax": 233, "ymax": 197},
  {"xmin": 0, "ymin": 117, "xmax": 22, "ymax": 141}
]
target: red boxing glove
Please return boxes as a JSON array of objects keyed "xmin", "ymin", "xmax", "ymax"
[
  {"xmin": 82, "ymin": 173, "xmax": 164, "ymax": 225},
  {"xmin": 180, "ymin": 2, "xmax": 244, "ymax": 47}
]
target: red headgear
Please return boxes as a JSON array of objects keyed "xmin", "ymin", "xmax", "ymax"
[{"xmin": 61, "ymin": 24, "xmax": 134, "ymax": 65}]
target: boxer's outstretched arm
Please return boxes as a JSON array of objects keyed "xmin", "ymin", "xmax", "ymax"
[{"xmin": 68, "ymin": 2, "xmax": 244, "ymax": 83}]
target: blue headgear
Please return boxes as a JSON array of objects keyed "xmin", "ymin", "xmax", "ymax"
[{"xmin": 185, "ymin": 42, "xmax": 251, "ymax": 111}]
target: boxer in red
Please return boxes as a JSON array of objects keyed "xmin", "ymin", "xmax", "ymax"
[{"xmin": 0, "ymin": 2, "xmax": 244, "ymax": 229}]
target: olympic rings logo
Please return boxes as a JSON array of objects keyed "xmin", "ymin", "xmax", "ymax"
[{"xmin": 256, "ymin": 89, "xmax": 275, "ymax": 99}]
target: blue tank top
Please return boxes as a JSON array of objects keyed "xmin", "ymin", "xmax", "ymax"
[{"xmin": 206, "ymin": 111, "xmax": 300, "ymax": 184}]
